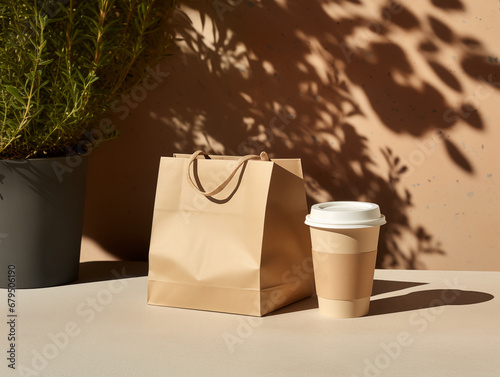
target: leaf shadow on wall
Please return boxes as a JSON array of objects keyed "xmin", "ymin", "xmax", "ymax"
[{"xmin": 83, "ymin": 0, "xmax": 495, "ymax": 268}]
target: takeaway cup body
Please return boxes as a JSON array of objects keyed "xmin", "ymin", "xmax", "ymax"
[{"xmin": 305, "ymin": 202, "xmax": 386, "ymax": 318}]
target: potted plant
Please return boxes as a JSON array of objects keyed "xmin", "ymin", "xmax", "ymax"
[{"xmin": 0, "ymin": 0, "xmax": 176, "ymax": 288}]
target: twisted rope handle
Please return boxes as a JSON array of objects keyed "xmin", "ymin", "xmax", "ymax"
[{"xmin": 186, "ymin": 150, "xmax": 270, "ymax": 197}]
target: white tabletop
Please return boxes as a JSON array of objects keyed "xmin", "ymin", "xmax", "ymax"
[{"xmin": 2, "ymin": 262, "xmax": 499, "ymax": 377}]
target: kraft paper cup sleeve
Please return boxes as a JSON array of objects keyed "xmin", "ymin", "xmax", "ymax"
[{"xmin": 312, "ymin": 250, "xmax": 377, "ymax": 300}]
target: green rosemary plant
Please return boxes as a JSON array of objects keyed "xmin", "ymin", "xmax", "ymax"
[{"xmin": 0, "ymin": 0, "xmax": 176, "ymax": 159}]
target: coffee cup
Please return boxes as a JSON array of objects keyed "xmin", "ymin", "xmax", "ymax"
[{"xmin": 305, "ymin": 201, "xmax": 386, "ymax": 318}]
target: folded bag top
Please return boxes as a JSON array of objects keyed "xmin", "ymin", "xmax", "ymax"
[{"xmin": 147, "ymin": 150, "xmax": 313, "ymax": 316}]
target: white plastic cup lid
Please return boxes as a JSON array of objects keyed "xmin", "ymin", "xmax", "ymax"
[{"xmin": 305, "ymin": 201, "xmax": 386, "ymax": 229}]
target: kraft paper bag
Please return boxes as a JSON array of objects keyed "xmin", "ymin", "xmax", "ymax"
[{"xmin": 147, "ymin": 150, "xmax": 314, "ymax": 316}]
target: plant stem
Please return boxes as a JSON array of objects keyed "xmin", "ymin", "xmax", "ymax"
[{"xmin": 0, "ymin": 6, "xmax": 44, "ymax": 156}]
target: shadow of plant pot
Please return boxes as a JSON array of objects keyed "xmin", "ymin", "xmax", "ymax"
[{"xmin": 0, "ymin": 155, "xmax": 88, "ymax": 288}]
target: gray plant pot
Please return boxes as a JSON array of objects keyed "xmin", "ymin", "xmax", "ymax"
[{"xmin": 0, "ymin": 154, "xmax": 88, "ymax": 288}]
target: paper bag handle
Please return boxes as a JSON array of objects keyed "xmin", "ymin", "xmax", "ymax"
[{"xmin": 187, "ymin": 150, "xmax": 270, "ymax": 196}]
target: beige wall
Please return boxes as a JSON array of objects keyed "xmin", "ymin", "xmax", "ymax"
[{"xmin": 81, "ymin": 0, "xmax": 499, "ymax": 271}]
